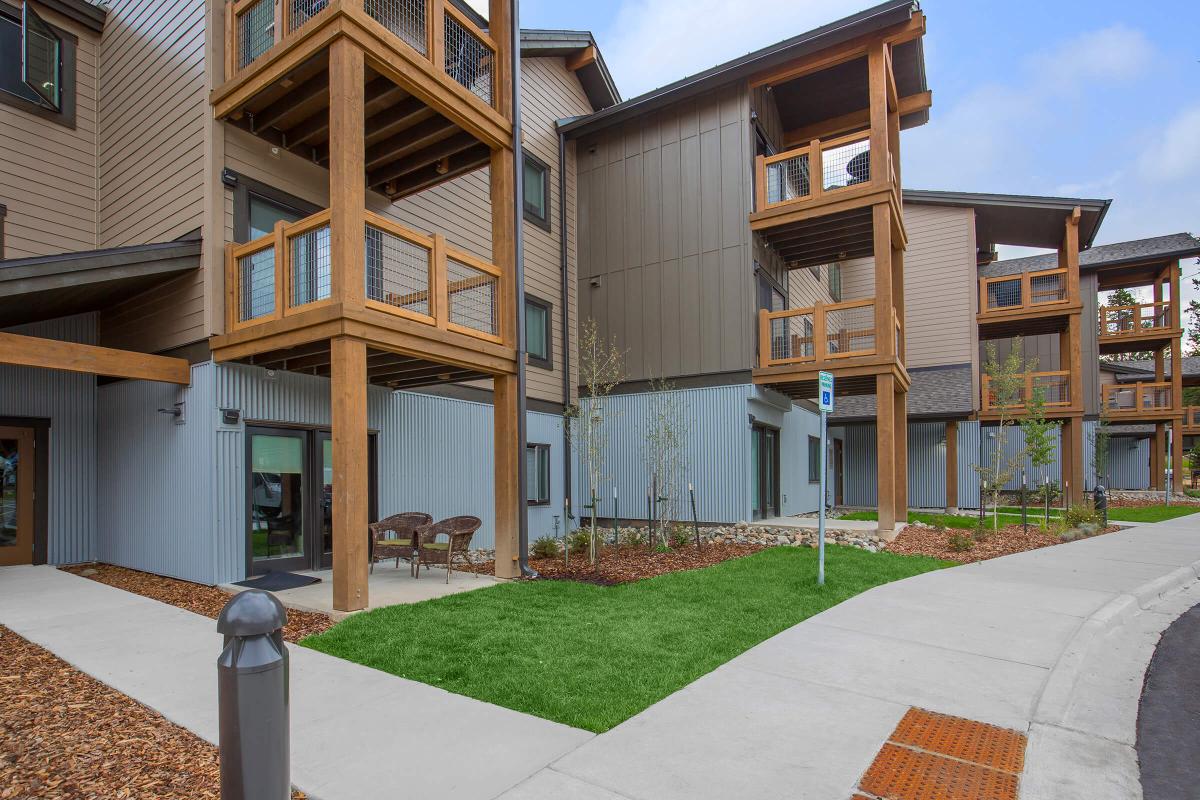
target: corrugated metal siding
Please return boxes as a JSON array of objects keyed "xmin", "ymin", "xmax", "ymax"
[
  {"xmin": 0, "ymin": 315, "xmax": 97, "ymax": 564},
  {"xmin": 842, "ymin": 421, "xmax": 987, "ymax": 510},
  {"xmin": 843, "ymin": 425, "xmax": 878, "ymax": 507},
  {"xmin": 1107, "ymin": 436, "xmax": 1150, "ymax": 489},
  {"xmin": 957, "ymin": 421, "xmax": 982, "ymax": 509},
  {"xmin": 908, "ymin": 422, "xmax": 946, "ymax": 508},
  {"xmin": 96, "ymin": 363, "xmax": 217, "ymax": 582},
  {"xmin": 576, "ymin": 385, "xmax": 752, "ymax": 524},
  {"xmin": 980, "ymin": 424, "xmax": 1062, "ymax": 491}
]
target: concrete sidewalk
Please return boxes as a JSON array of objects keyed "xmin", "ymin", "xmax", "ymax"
[
  {"xmin": 501, "ymin": 515, "xmax": 1200, "ymax": 800},
  {"xmin": 0, "ymin": 565, "xmax": 591, "ymax": 800}
]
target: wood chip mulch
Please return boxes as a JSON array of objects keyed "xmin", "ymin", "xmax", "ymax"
[
  {"xmin": 0, "ymin": 625, "xmax": 306, "ymax": 799},
  {"xmin": 468, "ymin": 542, "xmax": 765, "ymax": 585},
  {"xmin": 59, "ymin": 564, "xmax": 333, "ymax": 643},
  {"xmin": 885, "ymin": 523, "xmax": 1121, "ymax": 564}
]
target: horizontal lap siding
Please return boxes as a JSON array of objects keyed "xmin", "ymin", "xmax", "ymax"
[
  {"xmin": 903, "ymin": 206, "xmax": 976, "ymax": 370},
  {"xmin": 0, "ymin": 315, "xmax": 97, "ymax": 563},
  {"xmin": 96, "ymin": 0, "xmax": 208, "ymax": 352},
  {"xmin": 0, "ymin": 10, "xmax": 99, "ymax": 258}
]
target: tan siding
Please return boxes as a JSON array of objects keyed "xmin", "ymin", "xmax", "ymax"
[
  {"xmin": 95, "ymin": 0, "xmax": 208, "ymax": 352},
  {"xmin": 0, "ymin": 9, "xmax": 99, "ymax": 259},
  {"xmin": 903, "ymin": 205, "xmax": 976, "ymax": 369}
]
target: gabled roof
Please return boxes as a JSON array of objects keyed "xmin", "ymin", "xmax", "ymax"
[
  {"xmin": 981, "ymin": 233, "xmax": 1200, "ymax": 279},
  {"xmin": 1103, "ymin": 357, "xmax": 1200, "ymax": 384},
  {"xmin": 904, "ymin": 190, "xmax": 1109, "ymax": 251},
  {"xmin": 520, "ymin": 30, "xmax": 620, "ymax": 111},
  {"xmin": 560, "ymin": 0, "xmax": 924, "ymax": 138},
  {"xmin": 42, "ymin": 0, "xmax": 106, "ymax": 33}
]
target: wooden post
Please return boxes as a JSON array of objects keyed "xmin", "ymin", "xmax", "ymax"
[
  {"xmin": 488, "ymin": 0, "xmax": 513, "ymax": 120},
  {"xmin": 754, "ymin": 154, "xmax": 767, "ymax": 210},
  {"xmin": 876, "ymin": 373, "xmax": 896, "ymax": 535},
  {"xmin": 328, "ymin": 38, "xmax": 366, "ymax": 307},
  {"xmin": 892, "ymin": 242, "xmax": 905, "ymax": 360},
  {"xmin": 1062, "ymin": 209, "xmax": 1080, "ymax": 303},
  {"xmin": 873, "ymin": 203, "xmax": 893, "ymax": 357},
  {"xmin": 490, "ymin": 146, "xmax": 517, "ymax": 347},
  {"xmin": 1151, "ymin": 424, "xmax": 1165, "ymax": 491},
  {"xmin": 813, "ymin": 303, "xmax": 826, "ymax": 362},
  {"xmin": 331, "ymin": 336, "xmax": 369, "ymax": 612},
  {"xmin": 893, "ymin": 386, "xmax": 908, "ymax": 523},
  {"xmin": 1171, "ymin": 418, "xmax": 1184, "ymax": 495},
  {"xmin": 945, "ymin": 420, "xmax": 958, "ymax": 513},
  {"xmin": 1063, "ymin": 417, "xmax": 1084, "ymax": 506},
  {"xmin": 757, "ymin": 309, "xmax": 771, "ymax": 367},
  {"xmin": 493, "ymin": 372, "xmax": 520, "ymax": 579},
  {"xmin": 866, "ymin": 43, "xmax": 888, "ymax": 187}
]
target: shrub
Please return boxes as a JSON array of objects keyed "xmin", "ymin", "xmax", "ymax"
[
  {"xmin": 948, "ymin": 532, "xmax": 975, "ymax": 552},
  {"xmin": 620, "ymin": 526, "xmax": 646, "ymax": 548},
  {"xmin": 567, "ymin": 529, "xmax": 592, "ymax": 555},
  {"xmin": 531, "ymin": 536, "xmax": 560, "ymax": 559},
  {"xmin": 1064, "ymin": 504, "xmax": 1101, "ymax": 529},
  {"xmin": 668, "ymin": 523, "xmax": 691, "ymax": 549}
]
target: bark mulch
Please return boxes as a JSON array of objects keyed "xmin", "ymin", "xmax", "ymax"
[
  {"xmin": 885, "ymin": 523, "xmax": 1121, "ymax": 564},
  {"xmin": 470, "ymin": 542, "xmax": 765, "ymax": 585},
  {"xmin": 59, "ymin": 563, "xmax": 333, "ymax": 643},
  {"xmin": 0, "ymin": 625, "xmax": 305, "ymax": 799}
]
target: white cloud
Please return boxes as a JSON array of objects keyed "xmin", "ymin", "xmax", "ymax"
[
  {"xmin": 1137, "ymin": 105, "xmax": 1200, "ymax": 183},
  {"xmin": 1026, "ymin": 24, "xmax": 1152, "ymax": 89},
  {"xmin": 602, "ymin": 0, "xmax": 867, "ymax": 99}
]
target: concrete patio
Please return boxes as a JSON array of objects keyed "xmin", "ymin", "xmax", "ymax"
[{"xmin": 223, "ymin": 560, "xmax": 499, "ymax": 618}]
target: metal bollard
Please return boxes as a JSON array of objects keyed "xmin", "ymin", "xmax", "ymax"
[
  {"xmin": 1095, "ymin": 484, "xmax": 1108, "ymax": 527},
  {"xmin": 217, "ymin": 589, "xmax": 290, "ymax": 800}
]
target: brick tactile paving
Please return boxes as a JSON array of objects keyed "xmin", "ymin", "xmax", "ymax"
[
  {"xmin": 891, "ymin": 707, "xmax": 1027, "ymax": 774},
  {"xmin": 859, "ymin": 743, "xmax": 1020, "ymax": 800}
]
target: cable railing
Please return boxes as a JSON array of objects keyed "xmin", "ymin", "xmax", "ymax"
[
  {"xmin": 755, "ymin": 131, "xmax": 875, "ymax": 212},
  {"xmin": 758, "ymin": 299, "xmax": 877, "ymax": 367},
  {"xmin": 225, "ymin": 0, "xmax": 498, "ymax": 110},
  {"xmin": 226, "ymin": 207, "xmax": 502, "ymax": 344},
  {"xmin": 978, "ymin": 267, "xmax": 1070, "ymax": 315},
  {"xmin": 981, "ymin": 371, "xmax": 1071, "ymax": 413},
  {"xmin": 1098, "ymin": 301, "xmax": 1173, "ymax": 338},
  {"xmin": 1102, "ymin": 382, "xmax": 1174, "ymax": 415}
]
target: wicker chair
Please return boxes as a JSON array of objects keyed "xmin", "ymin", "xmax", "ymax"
[
  {"xmin": 369, "ymin": 513, "xmax": 432, "ymax": 575},
  {"xmin": 415, "ymin": 516, "xmax": 482, "ymax": 584}
]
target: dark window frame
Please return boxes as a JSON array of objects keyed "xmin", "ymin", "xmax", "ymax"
[
  {"xmin": 526, "ymin": 442, "xmax": 551, "ymax": 506},
  {"xmin": 227, "ymin": 170, "xmax": 322, "ymax": 244},
  {"xmin": 524, "ymin": 293, "xmax": 553, "ymax": 370},
  {"xmin": 828, "ymin": 262, "xmax": 842, "ymax": 302},
  {"xmin": 0, "ymin": 202, "xmax": 6, "ymax": 259},
  {"xmin": 0, "ymin": 1, "xmax": 76, "ymax": 128},
  {"xmin": 807, "ymin": 435, "xmax": 821, "ymax": 483},
  {"xmin": 522, "ymin": 152, "xmax": 551, "ymax": 232}
]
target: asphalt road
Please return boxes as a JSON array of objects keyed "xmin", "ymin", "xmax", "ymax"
[{"xmin": 1137, "ymin": 602, "xmax": 1200, "ymax": 800}]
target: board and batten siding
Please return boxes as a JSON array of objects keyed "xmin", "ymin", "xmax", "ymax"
[
  {"xmin": 0, "ymin": 314, "xmax": 97, "ymax": 564},
  {"xmin": 95, "ymin": 0, "xmax": 209, "ymax": 353},
  {"xmin": 0, "ymin": 8, "xmax": 100, "ymax": 259},
  {"xmin": 219, "ymin": 55, "xmax": 589, "ymax": 406},
  {"xmin": 576, "ymin": 83, "xmax": 754, "ymax": 383}
]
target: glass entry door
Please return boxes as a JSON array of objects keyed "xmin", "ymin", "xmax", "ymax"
[
  {"xmin": 0, "ymin": 426, "xmax": 34, "ymax": 566},
  {"xmin": 751, "ymin": 424, "xmax": 780, "ymax": 520}
]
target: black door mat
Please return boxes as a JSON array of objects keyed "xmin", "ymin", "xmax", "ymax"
[{"xmin": 233, "ymin": 571, "xmax": 321, "ymax": 591}]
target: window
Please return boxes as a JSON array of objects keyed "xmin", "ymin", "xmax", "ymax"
[
  {"xmin": 828, "ymin": 263, "xmax": 842, "ymax": 302},
  {"xmin": 0, "ymin": 203, "xmax": 6, "ymax": 259},
  {"xmin": 807, "ymin": 436, "xmax": 821, "ymax": 483},
  {"xmin": 526, "ymin": 443, "xmax": 550, "ymax": 505},
  {"xmin": 228, "ymin": 171, "xmax": 321, "ymax": 244},
  {"xmin": 0, "ymin": 2, "xmax": 75, "ymax": 127},
  {"xmin": 525, "ymin": 295, "xmax": 552, "ymax": 369},
  {"xmin": 522, "ymin": 153, "xmax": 550, "ymax": 231},
  {"xmin": 808, "ymin": 264, "xmax": 821, "ymax": 281}
]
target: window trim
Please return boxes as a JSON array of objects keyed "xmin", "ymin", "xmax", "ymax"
[
  {"xmin": 0, "ymin": 1, "xmax": 75, "ymax": 128},
  {"xmin": 0, "ymin": 203, "xmax": 6, "ymax": 259},
  {"xmin": 526, "ymin": 442, "xmax": 551, "ymax": 506},
  {"xmin": 524, "ymin": 293, "xmax": 553, "ymax": 370},
  {"xmin": 522, "ymin": 152, "xmax": 551, "ymax": 232},
  {"xmin": 228, "ymin": 170, "xmax": 322, "ymax": 244},
  {"xmin": 827, "ymin": 262, "xmax": 842, "ymax": 302},
  {"xmin": 807, "ymin": 435, "xmax": 821, "ymax": 484}
]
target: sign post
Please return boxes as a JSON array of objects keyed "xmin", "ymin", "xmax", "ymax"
[{"xmin": 817, "ymin": 371, "xmax": 833, "ymax": 586}]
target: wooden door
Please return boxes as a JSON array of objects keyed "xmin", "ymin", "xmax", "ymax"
[{"xmin": 0, "ymin": 426, "xmax": 34, "ymax": 566}]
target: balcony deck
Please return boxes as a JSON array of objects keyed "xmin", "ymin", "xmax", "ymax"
[
  {"xmin": 751, "ymin": 300, "xmax": 907, "ymax": 398},
  {"xmin": 976, "ymin": 268, "xmax": 1080, "ymax": 337},
  {"xmin": 1097, "ymin": 301, "xmax": 1182, "ymax": 355},
  {"xmin": 211, "ymin": 207, "xmax": 516, "ymax": 385},
  {"xmin": 978, "ymin": 370, "xmax": 1080, "ymax": 420},
  {"xmin": 1101, "ymin": 381, "xmax": 1180, "ymax": 423},
  {"xmin": 1183, "ymin": 407, "xmax": 1200, "ymax": 435},
  {"xmin": 214, "ymin": 0, "xmax": 510, "ymax": 200}
]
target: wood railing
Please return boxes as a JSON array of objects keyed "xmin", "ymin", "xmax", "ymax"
[
  {"xmin": 754, "ymin": 131, "xmax": 877, "ymax": 212},
  {"xmin": 1183, "ymin": 406, "xmax": 1200, "ymax": 431},
  {"xmin": 1102, "ymin": 382, "xmax": 1174, "ymax": 415},
  {"xmin": 225, "ymin": 0, "xmax": 498, "ymax": 109},
  {"xmin": 981, "ymin": 371, "xmax": 1071, "ymax": 412},
  {"xmin": 226, "ymin": 207, "xmax": 502, "ymax": 344},
  {"xmin": 978, "ymin": 268, "xmax": 1070, "ymax": 315},
  {"xmin": 758, "ymin": 299, "xmax": 877, "ymax": 368},
  {"xmin": 1098, "ymin": 301, "xmax": 1173, "ymax": 339}
]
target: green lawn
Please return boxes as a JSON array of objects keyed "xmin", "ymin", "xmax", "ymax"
[
  {"xmin": 302, "ymin": 546, "xmax": 949, "ymax": 732},
  {"xmin": 1106, "ymin": 505, "xmax": 1200, "ymax": 523},
  {"xmin": 839, "ymin": 510, "xmax": 984, "ymax": 529}
]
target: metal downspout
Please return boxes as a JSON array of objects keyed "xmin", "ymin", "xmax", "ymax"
[{"xmin": 558, "ymin": 127, "xmax": 572, "ymax": 517}]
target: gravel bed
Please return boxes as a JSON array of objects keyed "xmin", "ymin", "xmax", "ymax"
[
  {"xmin": 469, "ymin": 542, "xmax": 766, "ymax": 585},
  {"xmin": 885, "ymin": 522, "xmax": 1121, "ymax": 563},
  {"xmin": 0, "ymin": 625, "xmax": 305, "ymax": 799},
  {"xmin": 60, "ymin": 563, "xmax": 333, "ymax": 642}
]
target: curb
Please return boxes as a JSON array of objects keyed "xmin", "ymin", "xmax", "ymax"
[{"xmin": 1032, "ymin": 556, "xmax": 1200, "ymax": 728}]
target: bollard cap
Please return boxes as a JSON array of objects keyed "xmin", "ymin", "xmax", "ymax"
[{"xmin": 217, "ymin": 589, "xmax": 288, "ymax": 637}]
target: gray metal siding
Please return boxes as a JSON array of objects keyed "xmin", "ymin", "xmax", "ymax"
[
  {"xmin": 843, "ymin": 425, "xmax": 878, "ymax": 507},
  {"xmin": 0, "ymin": 314, "xmax": 97, "ymax": 564},
  {"xmin": 956, "ymin": 421, "xmax": 982, "ymax": 509},
  {"xmin": 96, "ymin": 364, "xmax": 217, "ymax": 582},
  {"xmin": 908, "ymin": 422, "xmax": 946, "ymax": 509},
  {"xmin": 1107, "ymin": 436, "xmax": 1150, "ymax": 489}
]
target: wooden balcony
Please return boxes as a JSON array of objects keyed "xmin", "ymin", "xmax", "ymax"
[
  {"xmin": 214, "ymin": 207, "xmax": 516, "ymax": 387},
  {"xmin": 1097, "ymin": 301, "xmax": 1181, "ymax": 355},
  {"xmin": 976, "ymin": 267, "xmax": 1080, "ymax": 336},
  {"xmin": 1101, "ymin": 381, "xmax": 1178, "ymax": 421},
  {"xmin": 1183, "ymin": 406, "xmax": 1200, "ymax": 434},
  {"xmin": 752, "ymin": 299, "xmax": 907, "ymax": 398},
  {"xmin": 214, "ymin": 0, "xmax": 512, "ymax": 201},
  {"xmin": 980, "ymin": 370, "xmax": 1076, "ymax": 419}
]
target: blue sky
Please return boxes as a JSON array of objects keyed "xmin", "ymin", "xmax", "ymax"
[{"xmin": 480, "ymin": 0, "xmax": 1200, "ymax": 303}]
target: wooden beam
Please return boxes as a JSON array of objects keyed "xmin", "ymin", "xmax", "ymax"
[
  {"xmin": 893, "ymin": 384, "xmax": 907, "ymax": 521},
  {"xmin": 945, "ymin": 420, "xmax": 958, "ymax": 512},
  {"xmin": 872, "ymin": 202, "xmax": 894, "ymax": 358},
  {"xmin": 383, "ymin": 144, "xmax": 490, "ymax": 198},
  {"xmin": 331, "ymin": 335, "xmax": 369, "ymax": 611},
  {"xmin": 369, "ymin": 131, "xmax": 479, "ymax": 185},
  {"xmin": 363, "ymin": 115, "xmax": 459, "ymax": 171},
  {"xmin": 565, "ymin": 44, "xmax": 597, "ymax": 72},
  {"xmin": 876, "ymin": 372, "xmax": 897, "ymax": 534},
  {"xmin": 493, "ymin": 372, "xmax": 520, "ymax": 578},
  {"xmin": 329, "ymin": 38, "xmax": 366, "ymax": 307},
  {"xmin": 0, "ymin": 332, "xmax": 190, "ymax": 384},
  {"xmin": 255, "ymin": 71, "xmax": 329, "ymax": 131}
]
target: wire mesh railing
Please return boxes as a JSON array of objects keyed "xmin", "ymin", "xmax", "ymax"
[
  {"xmin": 820, "ymin": 136, "xmax": 871, "ymax": 191},
  {"xmin": 983, "ymin": 277, "xmax": 1023, "ymax": 310},
  {"xmin": 364, "ymin": 220, "xmax": 432, "ymax": 317},
  {"xmin": 980, "ymin": 268, "xmax": 1070, "ymax": 314},
  {"xmin": 443, "ymin": 8, "xmax": 494, "ymax": 106},
  {"xmin": 288, "ymin": 220, "xmax": 331, "ymax": 308},
  {"xmin": 1102, "ymin": 382, "xmax": 1174, "ymax": 414},
  {"xmin": 365, "ymin": 0, "xmax": 426, "ymax": 54},
  {"xmin": 1099, "ymin": 301, "xmax": 1173, "ymax": 337},
  {"xmin": 237, "ymin": 245, "xmax": 276, "ymax": 322},
  {"xmin": 981, "ymin": 372, "xmax": 1071, "ymax": 412},
  {"xmin": 755, "ymin": 132, "xmax": 874, "ymax": 211},
  {"xmin": 288, "ymin": 0, "xmax": 328, "ymax": 33},
  {"xmin": 235, "ymin": 0, "xmax": 275, "ymax": 70},
  {"xmin": 1029, "ymin": 271, "xmax": 1066, "ymax": 305},
  {"xmin": 758, "ymin": 299, "xmax": 877, "ymax": 367},
  {"xmin": 765, "ymin": 152, "xmax": 810, "ymax": 205},
  {"xmin": 446, "ymin": 255, "xmax": 498, "ymax": 336},
  {"xmin": 769, "ymin": 312, "xmax": 814, "ymax": 362},
  {"xmin": 825, "ymin": 301, "xmax": 875, "ymax": 357}
]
